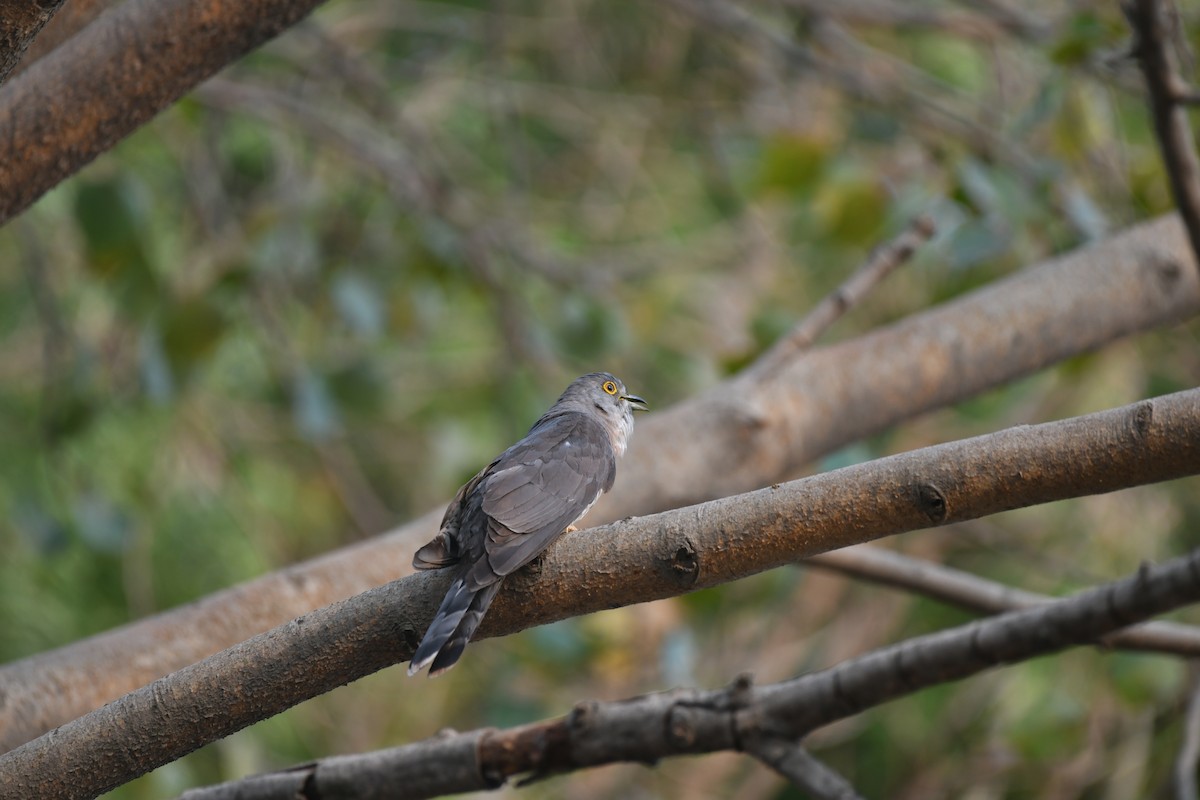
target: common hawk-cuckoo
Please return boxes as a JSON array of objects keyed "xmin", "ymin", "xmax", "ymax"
[{"xmin": 409, "ymin": 372, "xmax": 648, "ymax": 676}]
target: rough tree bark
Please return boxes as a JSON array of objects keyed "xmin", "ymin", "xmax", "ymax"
[
  {"xmin": 1, "ymin": 213, "xmax": 1198, "ymax": 753},
  {"xmin": 1, "ymin": 389, "xmax": 1198, "ymax": 800},
  {"xmin": 176, "ymin": 546, "xmax": 1200, "ymax": 800},
  {"xmin": 0, "ymin": 0, "xmax": 327, "ymax": 225},
  {"xmin": 0, "ymin": 0, "xmax": 66, "ymax": 85}
]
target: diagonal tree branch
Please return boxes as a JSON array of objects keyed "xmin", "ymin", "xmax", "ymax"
[
  {"xmin": 177, "ymin": 546, "xmax": 1200, "ymax": 800},
  {"xmin": 1128, "ymin": 0, "xmax": 1200, "ymax": 271},
  {"xmin": 742, "ymin": 738, "xmax": 865, "ymax": 800},
  {"xmin": 0, "ymin": 0, "xmax": 66, "ymax": 86},
  {"xmin": 1, "ymin": 389, "xmax": 1199, "ymax": 799},
  {"xmin": 806, "ymin": 544, "xmax": 1200, "ymax": 656},
  {"xmin": 754, "ymin": 214, "xmax": 935, "ymax": 371},
  {"xmin": 0, "ymin": 0, "xmax": 328, "ymax": 226},
  {"xmin": 1, "ymin": 214, "xmax": 1198, "ymax": 754}
]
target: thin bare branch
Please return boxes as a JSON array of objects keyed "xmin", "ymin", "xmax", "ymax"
[
  {"xmin": 176, "ymin": 546, "xmax": 1200, "ymax": 800},
  {"xmin": 1128, "ymin": 0, "xmax": 1200, "ymax": 271},
  {"xmin": 807, "ymin": 544, "xmax": 1200, "ymax": 656},
  {"xmin": 754, "ymin": 214, "xmax": 935, "ymax": 372},
  {"xmin": 1, "ymin": 214, "xmax": 1198, "ymax": 753},
  {"xmin": 1, "ymin": 389, "xmax": 1199, "ymax": 798},
  {"xmin": 774, "ymin": 0, "xmax": 1050, "ymax": 41},
  {"xmin": 1176, "ymin": 667, "xmax": 1200, "ymax": 800},
  {"xmin": 743, "ymin": 737, "xmax": 865, "ymax": 800}
]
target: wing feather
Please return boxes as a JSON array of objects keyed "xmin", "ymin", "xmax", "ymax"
[{"xmin": 479, "ymin": 413, "xmax": 615, "ymax": 578}]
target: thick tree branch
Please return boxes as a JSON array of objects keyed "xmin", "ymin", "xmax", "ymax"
[
  {"xmin": 1129, "ymin": 0, "xmax": 1200, "ymax": 270},
  {"xmin": 1, "ymin": 390, "xmax": 1198, "ymax": 799},
  {"xmin": 177, "ymin": 547, "xmax": 1200, "ymax": 800},
  {"xmin": 0, "ymin": 0, "xmax": 327, "ymax": 226},
  {"xmin": 0, "ymin": 0, "xmax": 65, "ymax": 86},
  {"xmin": 1, "ymin": 215, "xmax": 1198, "ymax": 753},
  {"xmin": 807, "ymin": 545, "xmax": 1200, "ymax": 656}
]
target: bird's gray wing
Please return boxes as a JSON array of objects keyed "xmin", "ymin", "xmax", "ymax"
[
  {"xmin": 412, "ymin": 463, "xmax": 492, "ymax": 570},
  {"xmin": 474, "ymin": 412, "xmax": 616, "ymax": 581}
]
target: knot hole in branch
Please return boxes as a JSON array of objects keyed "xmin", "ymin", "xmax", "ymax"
[
  {"xmin": 916, "ymin": 483, "xmax": 948, "ymax": 523},
  {"xmin": 667, "ymin": 541, "xmax": 700, "ymax": 588},
  {"xmin": 1131, "ymin": 401, "xmax": 1154, "ymax": 438}
]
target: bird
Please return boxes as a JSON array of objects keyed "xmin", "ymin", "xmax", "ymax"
[{"xmin": 408, "ymin": 372, "xmax": 648, "ymax": 676}]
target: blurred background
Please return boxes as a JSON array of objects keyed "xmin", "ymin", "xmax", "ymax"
[{"xmin": 2, "ymin": 0, "xmax": 1199, "ymax": 797}]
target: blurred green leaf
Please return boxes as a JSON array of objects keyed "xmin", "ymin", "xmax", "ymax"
[
  {"xmin": 1050, "ymin": 11, "xmax": 1124, "ymax": 66},
  {"xmin": 13, "ymin": 501, "xmax": 69, "ymax": 555},
  {"xmin": 139, "ymin": 325, "xmax": 175, "ymax": 402},
  {"xmin": 291, "ymin": 367, "xmax": 341, "ymax": 442},
  {"xmin": 331, "ymin": 271, "xmax": 385, "ymax": 339},
  {"xmin": 73, "ymin": 178, "xmax": 159, "ymax": 317},
  {"xmin": 813, "ymin": 172, "xmax": 888, "ymax": 245},
  {"xmin": 947, "ymin": 219, "xmax": 1009, "ymax": 270},
  {"xmin": 72, "ymin": 491, "xmax": 134, "ymax": 555},
  {"xmin": 558, "ymin": 295, "xmax": 625, "ymax": 360},
  {"xmin": 1108, "ymin": 653, "xmax": 1183, "ymax": 706},
  {"xmin": 909, "ymin": 34, "xmax": 986, "ymax": 93},
  {"xmin": 161, "ymin": 298, "xmax": 227, "ymax": 378},
  {"xmin": 755, "ymin": 135, "xmax": 831, "ymax": 197}
]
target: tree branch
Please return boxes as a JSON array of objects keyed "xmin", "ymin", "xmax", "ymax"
[
  {"xmin": 0, "ymin": 0, "xmax": 327, "ymax": 226},
  {"xmin": 806, "ymin": 544, "xmax": 1200, "ymax": 656},
  {"xmin": 177, "ymin": 546, "xmax": 1200, "ymax": 800},
  {"xmin": 0, "ymin": 0, "xmax": 66, "ymax": 86},
  {"xmin": 1176, "ymin": 667, "xmax": 1200, "ymax": 800},
  {"xmin": 1, "ymin": 214, "xmax": 1198, "ymax": 753},
  {"xmin": 742, "ymin": 737, "xmax": 865, "ymax": 800},
  {"xmin": 1128, "ymin": 0, "xmax": 1200, "ymax": 271},
  {"xmin": 1, "ymin": 390, "xmax": 1199, "ymax": 798},
  {"xmin": 754, "ymin": 214, "xmax": 935, "ymax": 371}
]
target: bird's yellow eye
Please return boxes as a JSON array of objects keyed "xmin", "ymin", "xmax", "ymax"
[{"xmin": 602, "ymin": 380, "xmax": 618, "ymax": 395}]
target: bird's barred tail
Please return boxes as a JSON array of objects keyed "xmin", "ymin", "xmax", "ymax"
[{"xmin": 408, "ymin": 578, "xmax": 503, "ymax": 676}]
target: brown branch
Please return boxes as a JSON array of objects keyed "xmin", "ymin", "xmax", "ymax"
[
  {"xmin": 0, "ymin": 0, "xmax": 66, "ymax": 86},
  {"xmin": 1, "ymin": 214, "xmax": 1198, "ymax": 754},
  {"xmin": 1128, "ymin": 0, "xmax": 1200, "ymax": 271},
  {"xmin": 754, "ymin": 214, "xmax": 935, "ymax": 372},
  {"xmin": 806, "ymin": 544, "xmax": 1200, "ymax": 656},
  {"xmin": 178, "ymin": 546, "xmax": 1200, "ymax": 800},
  {"xmin": 1, "ymin": 390, "xmax": 1199, "ymax": 798},
  {"xmin": 5, "ymin": 0, "xmax": 112, "ymax": 79},
  {"xmin": 0, "ymin": 0, "xmax": 328, "ymax": 227}
]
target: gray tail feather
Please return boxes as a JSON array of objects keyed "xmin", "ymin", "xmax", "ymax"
[{"xmin": 408, "ymin": 578, "xmax": 503, "ymax": 676}]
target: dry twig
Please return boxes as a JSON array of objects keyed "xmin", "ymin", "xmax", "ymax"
[
  {"xmin": 1176, "ymin": 667, "xmax": 1200, "ymax": 800},
  {"xmin": 173, "ymin": 546, "xmax": 1200, "ymax": 800},
  {"xmin": 1128, "ymin": 0, "xmax": 1200, "ymax": 270},
  {"xmin": 806, "ymin": 544, "xmax": 1200, "ymax": 656},
  {"xmin": 753, "ymin": 215, "xmax": 935, "ymax": 373}
]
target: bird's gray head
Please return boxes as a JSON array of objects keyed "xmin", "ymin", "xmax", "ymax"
[{"xmin": 551, "ymin": 372, "xmax": 648, "ymax": 455}]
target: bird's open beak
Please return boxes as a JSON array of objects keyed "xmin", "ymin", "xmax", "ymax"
[{"xmin": 622, "ymin": 394, "xmax": 649, "ymax": 412}]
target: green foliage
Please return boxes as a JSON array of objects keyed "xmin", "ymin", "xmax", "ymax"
[{"xmin": 1, "ymin": 1, "xmax": 1198, "ymax": 798}]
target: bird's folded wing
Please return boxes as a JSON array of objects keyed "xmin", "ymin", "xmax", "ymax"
[{"xmin": 478, "ymin": 413, "xmax": 615, "ymax": 579}]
